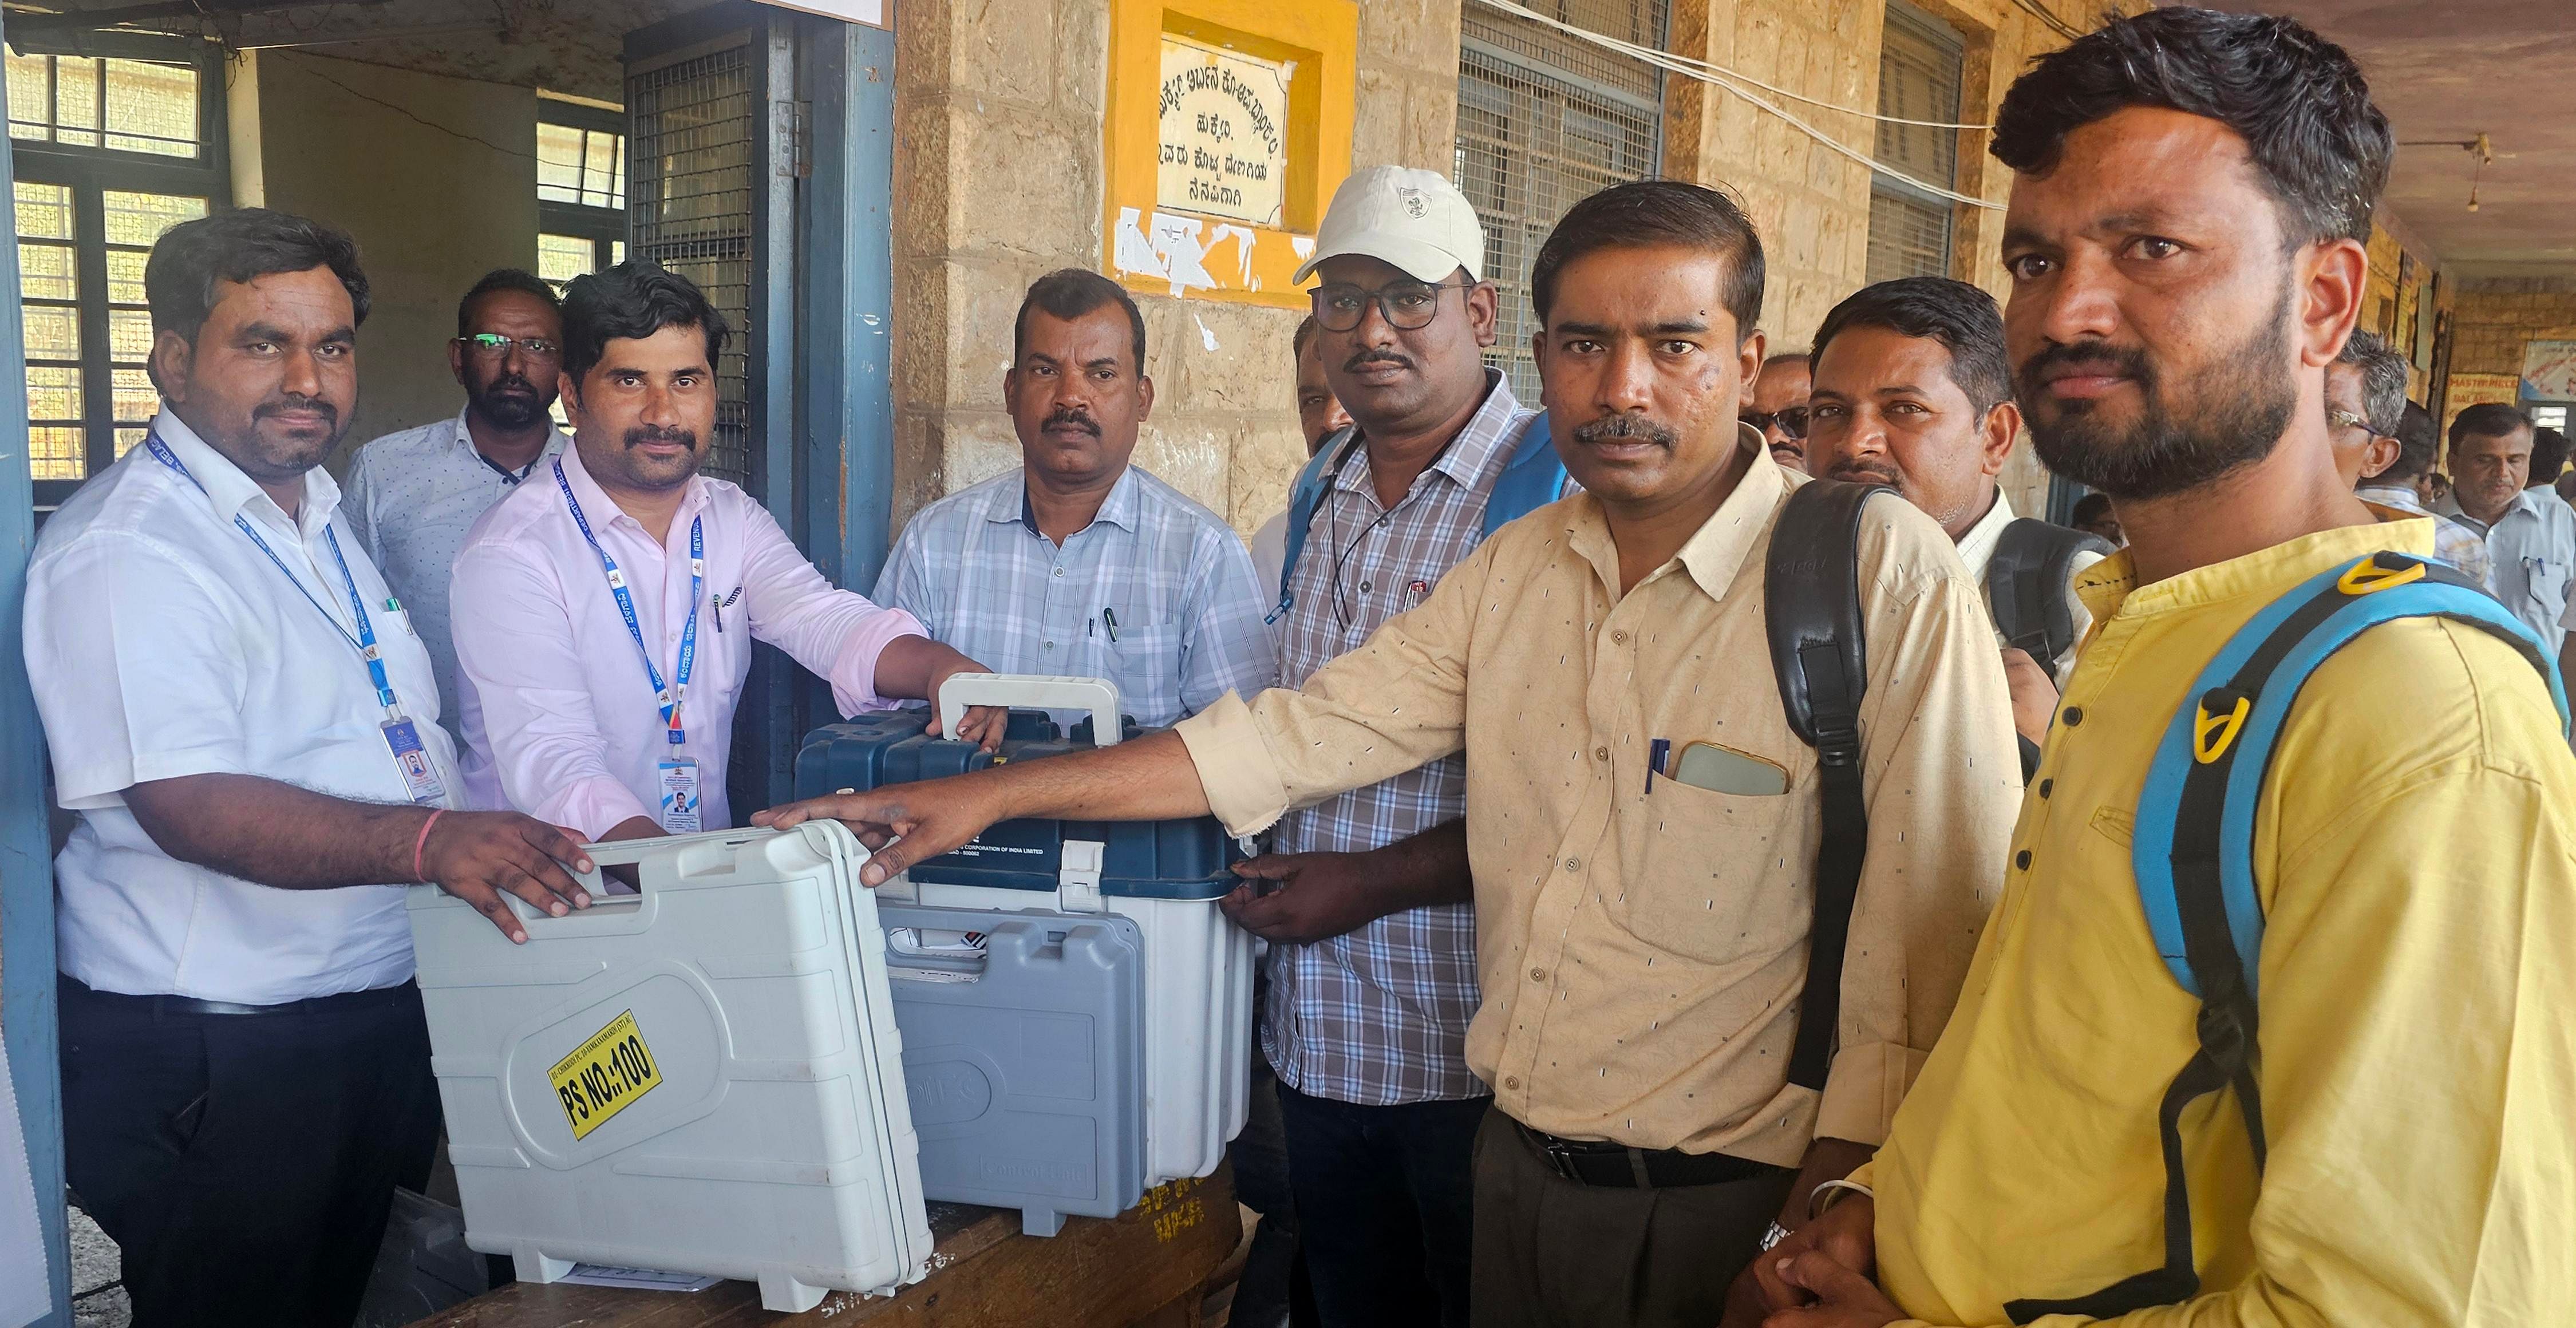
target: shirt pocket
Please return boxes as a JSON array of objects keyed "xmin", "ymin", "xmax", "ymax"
[
  {"xmin": 2525, "ymin": 558, "xmax": 2570, "ymax": 617},
  {"xmin": 1101, "ymin": 603, "xmax": 1183, "ymax": 726},
  {"xmin": 1619, "ymin": 769, "xmax": 1809, "ymax": 966}
]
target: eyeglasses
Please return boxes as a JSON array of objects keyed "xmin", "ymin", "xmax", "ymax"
[
  {"xmin": 1741, "ymin": 406, "xmax": 1810, "ymax": 440},
  {"xmin": 455, "ymin": 333, "xmax": 562, "ymax": 361},
  {"xmin": 2327, "ymin": 408, "xmax": 2376, "ymax": 438},
  {"xmin": 1310, "ymin": 279, "xmax": 1474, "ymax": 333}
]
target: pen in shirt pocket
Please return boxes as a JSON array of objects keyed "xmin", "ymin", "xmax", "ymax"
[
  {"xmin": 1646, "ymin": 737, "xmax": 1670, "ymax": 793},
  {"xmin": 712, "ymin": 586, "xmax": 744, "ymax": 631}
]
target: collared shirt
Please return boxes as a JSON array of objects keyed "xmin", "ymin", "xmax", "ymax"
[
  {"xmin": 1951, "ymin": 488, "xmax": 2103, "ymax": 680},
  {"xmin": 1860, "ymin": 514, "xmax": 2576, "ymax": 1326},
  {"xmin": 1261, "ymin": 370, "xmax": 1535, "ymax": 1106},
  {"xmin": 2441, "ymin": 487, "xmax": 2576, "ymax": 654},
  {"xmin": 25, "ymin": 409, "xmax": 460, "ymax": 1005},
  {"xmin": 875, "ymin": 465, "xmax": 1274, "ymax": 729},
  {"xmin": 1176, "ymin": 436, "xmax": 2022, "ymax": 1159},
  {"xmin": 2357, "ymin": 484, "xmax": 2491, "ymax": 584},
  {"xmin": 340, "ymin": 408, "xmax": 570, "ymax": 741},
  {"xmin": 451, "ymin": 445, "xmax": 925, "ymax": 837}
]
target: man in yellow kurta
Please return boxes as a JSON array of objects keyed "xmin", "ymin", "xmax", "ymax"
[{"xmin": 1747, "ymin": 9, "xmax": 2576, "ymax": 1327}]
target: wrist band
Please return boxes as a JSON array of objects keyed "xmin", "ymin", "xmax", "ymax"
[
  {"xmin": 1808, "ymin": 1177, "xmax": 1874, "ymax": 1221},
  {"xmin": 413, "ymin": 809, "xmax": 446, "ymax": 884}
]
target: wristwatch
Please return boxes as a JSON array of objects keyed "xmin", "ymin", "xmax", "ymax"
[{"xmin": 1759, "ymin": 1220, "xmax": 1793, "ymax": 1253}]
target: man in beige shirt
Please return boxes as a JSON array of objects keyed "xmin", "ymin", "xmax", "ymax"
[{"xmin": 761, "ymin": 181, "xmax": 2020, "ymax": 1327}]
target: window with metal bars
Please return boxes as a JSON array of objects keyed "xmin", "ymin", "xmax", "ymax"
[
  {"xmin": 538, "ymin": 97, "xmax": 628, "ymax": 290},
  {"xmin": 6, "ymin": 45, "xmax": 226, "ymax": 508},
  {"xmin": 1455, "ymin": 0, "xmax": 1668, "ymax": 404},
  {"xmin": 1866, "ymin": 0, "xmax": 1964, "ymax": 283},
  {"xmin": 626, "ymin": 42, "xmax": 756, "ymax": 485}
]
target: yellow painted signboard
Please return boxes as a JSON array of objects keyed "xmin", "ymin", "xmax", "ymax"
[
  {"xmin": 548, "ymin": 1009, "xmax": 663, "ymax": 1140},
  {"xmin": 1104, "ymin": 0, "xmax": 1357, "ymax": 309},
  {"xmin": 1157, "ymin": 35, "xmax": 1291, "ymax": 228}
]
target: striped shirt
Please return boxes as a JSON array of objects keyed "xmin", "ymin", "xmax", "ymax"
[
  {"xmin": 1267, "ymin": 370, "xmax": 1536, "ymax": 1105},
  {"xmin": 875, "ymin": 464, "xmax": 1274, "ymax": 729}
]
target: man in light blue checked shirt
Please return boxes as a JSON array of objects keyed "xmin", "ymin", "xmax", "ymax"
[{"xmin": 876, "ymin": 268, "xmax": 1273, "ymax": 729}]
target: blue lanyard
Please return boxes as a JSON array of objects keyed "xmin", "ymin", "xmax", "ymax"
[
  {"xmin": 554, "ymin": 459, "xmax": 702, "ymax": 746},
  {"xmin": 145, "ymin": 434, "xmax": 403, "ymax": 717}
]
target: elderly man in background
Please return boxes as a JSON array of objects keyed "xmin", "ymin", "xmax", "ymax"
[{"xmin": 2337, "ymin": 333, "xmax": 2487, "ymax": 583}]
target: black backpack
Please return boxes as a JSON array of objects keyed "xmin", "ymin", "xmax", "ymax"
[
  {"xmin": 1985, "ymin": 517, "xmax": 2115, "ymax": 683},
  {"xmin": 1761, "ymin": 479, "xmax": 1893, "ymax": 1091}
]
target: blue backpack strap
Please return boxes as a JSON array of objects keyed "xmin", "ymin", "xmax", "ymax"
[
  {"xmin": 1269, "ymin": 426, "xmax": 1362, "ymax": 626},
  {"xmin": 1480, "ymin": 413, "xmax": 1567, "ymax": 539},
  {"xmin": 2010, "ymin": 551, "xmax": 2568, "ymax": 1325}
]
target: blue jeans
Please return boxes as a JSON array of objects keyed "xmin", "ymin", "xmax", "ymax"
[{"xmin": 1274, "ymin": 1081, "xmax": 1489, "ymax": 1328}]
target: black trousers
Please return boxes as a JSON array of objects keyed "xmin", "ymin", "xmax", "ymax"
[
  {"xmin": 1469, "ymin": 1108, "xmax": 1793, "ymax": 1328},
  {"xmin": 59, "ymin": 976, "xmax": 442, "ymax": 1328},
  {"xmin": 1275, "ymin": 1080, "xmax": 1488, "ymax": 1328}
]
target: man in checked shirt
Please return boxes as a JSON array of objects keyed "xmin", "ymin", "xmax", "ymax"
[{"xmin": 765, "ymin": 179, "xmax": 2021, "ymax": 1327}]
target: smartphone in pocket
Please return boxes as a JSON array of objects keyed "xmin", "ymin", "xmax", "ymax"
[{"xmin": 1669, "ymin": 741, "xmax": 1791, "ymax": 796}]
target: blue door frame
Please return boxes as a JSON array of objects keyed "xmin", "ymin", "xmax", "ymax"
[
  {"xmin": 0, "ymin": 6, "xmax": 73, "ymax": 1321},
  {"xmin": 0, "ymin": 9, "xmax": 898, "ymax": 1323}
]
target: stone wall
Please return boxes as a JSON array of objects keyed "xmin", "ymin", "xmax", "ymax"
[
  {"xmin": 889, "ymin": 0, "xmax": 1451, "ymax": 548},
  {"xmin": 2445, "ymin": 279, "xmax": 2576, "ymax": 380}
]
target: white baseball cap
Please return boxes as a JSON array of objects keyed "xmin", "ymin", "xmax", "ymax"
[{"xmin": 1294, "ymin": 165, "xmax": 1486, "ymax": 286}]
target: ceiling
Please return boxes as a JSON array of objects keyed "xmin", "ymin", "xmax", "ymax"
[
  {"xmin": 2187, "ymin": 0, "xmax": 2576, "ymax": 275},
  {"xmin": 2, "ymin": 0, "xmax": 713, "ymax": 104}
]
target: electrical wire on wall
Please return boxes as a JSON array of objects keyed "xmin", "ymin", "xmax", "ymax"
[{"xmin": 1470, "ymin": 0, "xmax": 2004, "ymax": 210}]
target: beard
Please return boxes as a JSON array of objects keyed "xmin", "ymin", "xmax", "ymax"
[
  {"xmin": 468, "ymin": 374, "xmax": 550, "ymax": 430},
  {"xmin": 2022, "ymin": 281, "xmax": 2298, "ymax": 502}
]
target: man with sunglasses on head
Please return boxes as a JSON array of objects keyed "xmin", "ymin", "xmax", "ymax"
[
  {"xmin": 341, "ymin": 268, "xmax": 572, "ymax": 742},
  {"xmin": 1744, "ymin": 352, "xmax": 1812, "ymax": 472}
]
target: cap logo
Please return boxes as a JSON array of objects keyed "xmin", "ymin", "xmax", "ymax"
[{"xmin": 1397, "ymin": 187, "xmax": 1429, "ymax": 219}]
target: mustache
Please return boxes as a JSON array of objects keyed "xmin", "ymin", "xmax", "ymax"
[
  {"xmin": 2018, "ymin": 340, "xmax": 2155, "ymax": 397},
  {"xmin": 1042, "ymin": 408, "xmax": 1101, "ymax": 437},
  {"xmin": 485, "ymin": 374, "xmax": 540, "ymax": 397},
  {"xmin": 254, "ymin": 395, "xmax": 336, "ymax": 425},
  {"xmin": 1571, "ymin": 414, "xmax": 1679, "ymax": 447},
  {"xmin": 1828, "ymin": 460, "xmax": 1901, "ymax": 486},
  {"xmin": 623, "ymin": 425, "xmax": 697, "ymax": 450},
  {"xmin": 1344, "ymin": 349, "xmax": 1414, "ymax": 374}
]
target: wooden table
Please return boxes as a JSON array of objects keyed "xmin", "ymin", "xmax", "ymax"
[{"xmin": 409, "ymin": 1169, "xmax": 1240, "ymax": 1328}]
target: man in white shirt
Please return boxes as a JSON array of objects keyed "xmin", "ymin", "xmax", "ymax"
[
  {"xmin": 2443, "ymin": 402, "xmax": 2575, "ymax": 661},
  {"xmin": 25, "ymin": 208, "xmax": 598, "ymax": 1328},
  {"xmin": 341, "ymin": 268, "xmax": 572, "ymax": 740},
  {"xmin": 1805, "ymin": 276, "xmax": 2105, "ymax": 752},
  {"xmin": 451, "ymin": 260, "xmax": 1001, "ymax": 842},
  {"xmin": 1250, "ymin": 315, "xmax": 1353, "ymax": 594},
  {"xmin": 2336, "ymin": 336, "xmax": 2489, "ymax": 583}
]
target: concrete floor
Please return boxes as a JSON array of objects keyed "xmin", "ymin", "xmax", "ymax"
[{"xmin": 68, "ymin": 1206, "xmax": 131, "ymax": 1328}]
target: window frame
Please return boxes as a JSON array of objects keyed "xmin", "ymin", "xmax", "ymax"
[
  {"xmin": 1865, "ymin": 0, "xmax": 1966, "ymax": 283},
  {"xmin": 10, "ymin": 43, "xmax": 228, "ymax": 509},
  {"xmin": 536, "ymin": 97, "xmax": 626, "ymax": 276}
]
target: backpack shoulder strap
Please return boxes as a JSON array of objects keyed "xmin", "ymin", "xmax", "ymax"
[
  {"xmin": 2009, "ymin": 552, "xmax": 2569, "ymax": 1324},
  {"xmin": 1480, "ymin": 412, "xmax": 1567, "ymax": 539},
  {"xmin": 1268, "ymin": 426, "xmax": 1362, "ymax": 625},
  {"xmin": 1984, "ymin": 517, "xmax": 2115, "ymax": 682},
  {"xmin": 1761, "ymin": 478, "xmax": 1893, "ymax": 1091}
]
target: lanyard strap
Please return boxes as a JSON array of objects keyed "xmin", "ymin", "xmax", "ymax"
[
  {"xmin": 145, "ymin": 434, "xmax": 402, "ymax": 716},
  {"xmin": 555, "ymin": 458, "xmax": 702, "ymax": 745}
]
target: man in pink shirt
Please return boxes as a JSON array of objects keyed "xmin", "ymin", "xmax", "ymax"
[{"xmin": 451, "ymin": 260, "xmax": 999, "ymax": 840}]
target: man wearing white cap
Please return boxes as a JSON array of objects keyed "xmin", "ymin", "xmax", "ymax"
[{"xmin": 1208, "ymin": 164, "xmax": 1546, "ymax": 1326}]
